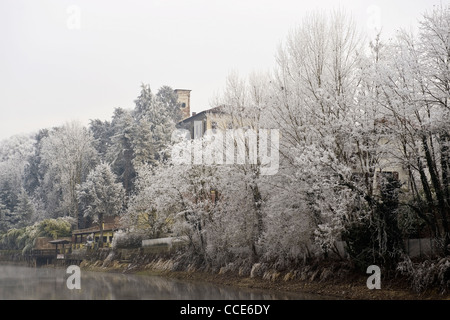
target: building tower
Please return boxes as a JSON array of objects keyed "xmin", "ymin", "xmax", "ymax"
[{"xmin": 174, "ymin": 89, "xmax": 191, "ymax": 120}]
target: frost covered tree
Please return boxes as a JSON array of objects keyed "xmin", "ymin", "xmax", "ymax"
[
  {"xmin": 105, "ymin": 84, "xmax": 179, "ymax": 194},
  {"xmin": 268, "ymin": 9, "xmax": 374, "ymax": 259},
  {"xmin": 13, "ymin": 189, "xmax": 35, "ymax": 228},
  {"xmin": 372, "ymin": 5, "xmax": 450, "ymax": 254},
  {"xmin": 256, "ymin": 8, "xmax": 416, "ymax": 269},
  {"xmin": 122, "ymin": 149, "xmax": 236, "ymax": 266},
  {"xmin": 156, "ymin": 85, "xmax": 182, "ymax": 123},
  {"xmin": 40, "ymin": 121, "xmax": 99, "ymax": 227},
  {"xmin": 89, "ymin": 119, "xmax": 113, "ymax": 162},
  {"xmin": 211, "ymin": 71, "xmax": 280, "ymax": 262},
  {"xmin": 257, "ymin": 5, "xmax": 450, "ymax": 267},
  {"xmin": 123, "ymin": 163, "xmax": 182, "ymax": 239},
  {"xmin": 23, "ymin": 129, "xmax": 49, "ymax": 196},
  {"xmin": 132, "ymin": 84, "xmax": 178, "ymax": 167},
  {"xmin": 77, "ymin": 163, "xmax": 125, "ymax": 247},
  {"xmin": 107, "ymin": 107, "xmax": 136, "ymax": 194},
  {"xmin": 0, "ymin": 134, "xmax": 36, "ymax": 231}
]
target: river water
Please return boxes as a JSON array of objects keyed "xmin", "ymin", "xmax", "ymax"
[{"xmin": 0, "ymin": 264, "xmax": 327, "ymax": 300}]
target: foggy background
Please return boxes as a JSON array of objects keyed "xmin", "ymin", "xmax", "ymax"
[{"xmin": 0, "ymin": 0, "xmax": 444, "ymax": 140}]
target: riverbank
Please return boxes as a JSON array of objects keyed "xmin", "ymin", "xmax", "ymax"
[
  {"xmin": 78, "ymin": 255, "xmax": 450, "ymax": 300},
  {"xmin": 3, "ymin": 247, "xmax": 448, "ymax": 300}
]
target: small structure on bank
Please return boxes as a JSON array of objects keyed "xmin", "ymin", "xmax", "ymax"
[
  {"xmin": 48, "ymin": 239, "xmax": 71, "ymax": 260},
  {"xmin": 29, "ymin": 236, "xmax": 72, "ymax": 266}
]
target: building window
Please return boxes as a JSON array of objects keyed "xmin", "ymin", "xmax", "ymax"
[
  {"xmin": 181, "ymin": 102, "xmax": 186, "ymax": 108},
  {"xmin": 211, "ymin": 190, "xmax": 217, "ymax": 204},
  {"xmin": 194, "ymin": 120, "xmax": 203, "ymax": 139}
]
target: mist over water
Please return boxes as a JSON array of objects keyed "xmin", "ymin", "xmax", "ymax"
[{"xmin": 0, "ymin": 264, "xmax": 325, "ymax": 300}]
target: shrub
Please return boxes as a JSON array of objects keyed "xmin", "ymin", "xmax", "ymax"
[
  {"xmin": 397, "ymin": 256, "xmax": 450, "ymax": 294},
  {"xmin": 0, "ymin": 217, "xmax": 75, "ymax": 253}
]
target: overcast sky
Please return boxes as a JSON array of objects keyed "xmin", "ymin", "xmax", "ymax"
[{"xmin": 0, "ymin": 0, "xmax": 445, "ymax": 140}]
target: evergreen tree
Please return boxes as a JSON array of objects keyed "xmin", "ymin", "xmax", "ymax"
[
  {"xmin": 23, "ymin": 129, "xmax": 49, "ymax": 195},
  {"xmin": 89, "ymin": 119, "xmax": 113, "ymax": 161},
  {"xmin": 133, "ymin": 83, "xmax": 154, "ymax": 121},
  {"xmin": 107, "ymin": 108, "xmax": 136, "ymax": 194},
  {"xmin": 132, "ymin": 85, "xmax": 178, "ymax": 167},
  {"xmin": 15, "ymin": 189, "xmax": 35, "ymax": 228},
  {"xmin": 156, "ymin": 85, "xmax": 182, "ymax": 123},
  {"xmin": 77, "ymin": 163, "xmax": 125, "ymax": 248}
]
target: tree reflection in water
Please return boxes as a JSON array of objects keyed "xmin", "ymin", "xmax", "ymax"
[{"xmin": 0, "ymin": 264, "xmax": 327, "ymax": 300}]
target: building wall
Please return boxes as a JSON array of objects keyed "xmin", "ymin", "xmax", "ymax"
[
  {"xmin": 177, "ymin": 112, "xmax": 207, "ymax": 139},
  {"xmin": 177, "ymin": 111, "xmax": 253, "ymax": 140}
]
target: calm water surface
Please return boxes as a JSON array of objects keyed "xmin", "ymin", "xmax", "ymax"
[{"xmin": 0, "ymin": 264, "xmax": 329, "ymax": 300}]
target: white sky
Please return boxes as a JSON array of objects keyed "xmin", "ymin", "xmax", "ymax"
[{"xmin": 0, "ymin": 0, "xmax": 445, "ymax": 140}]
